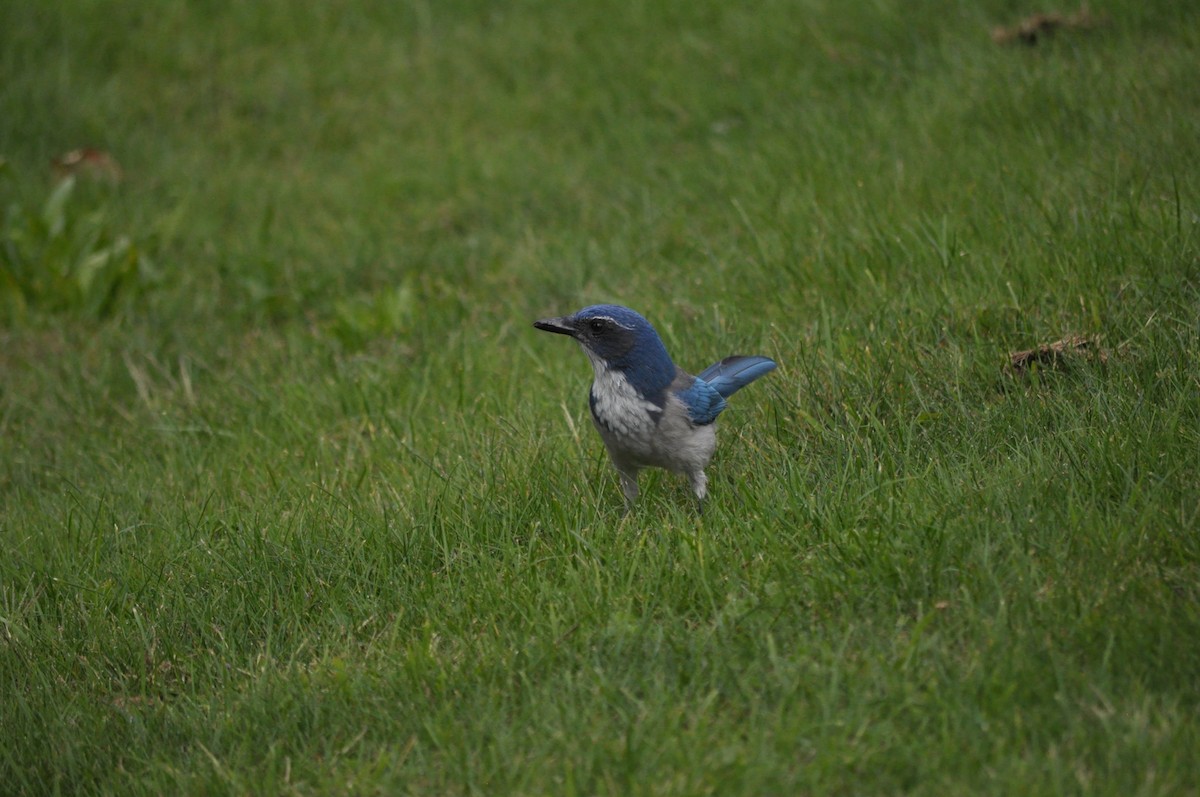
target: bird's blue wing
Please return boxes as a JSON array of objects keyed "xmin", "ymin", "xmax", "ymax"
[
  {"xmin": 696, "ymin": 356, "xmax": 777, "ymax": 399},
  {"xmin": 674, "ymin": 375, "xmax": 727, "ymax": 426}
]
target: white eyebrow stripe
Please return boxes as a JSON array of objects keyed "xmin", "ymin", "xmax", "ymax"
[{"xmin": 588, "ymin": 315, "xmax": 634, "ymax": 330}]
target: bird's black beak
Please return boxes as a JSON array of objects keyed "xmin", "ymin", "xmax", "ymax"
[{"xmin": 533, "ymin": 316, "xmax": 576, "ymax": 337}]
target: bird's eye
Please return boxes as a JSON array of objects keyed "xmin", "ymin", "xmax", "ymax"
[{"xmin": 589, "ymin": 319, "xmax": 606, "ymax": 333}]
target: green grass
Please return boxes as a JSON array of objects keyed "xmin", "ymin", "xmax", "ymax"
[{"xmin": 2, "ymin": 0, "xmax": 1199, "ymax": 793}]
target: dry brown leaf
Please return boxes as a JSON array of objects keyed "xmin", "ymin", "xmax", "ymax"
[
  {"xmin": 51, "ymin": 147, "xmax": 123, "ymax": 182},
  {"xmin": 1008, "ymin": 335, "xmax": 1108, "ymax": 375},
  {"xmin": 991, "ymin": 6, "xmax": 1104, "ymax": 45}
]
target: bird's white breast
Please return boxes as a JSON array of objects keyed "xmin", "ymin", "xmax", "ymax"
[{"xmin": 583, "ymin": 349, "xmax": 659, "ymax": 440}]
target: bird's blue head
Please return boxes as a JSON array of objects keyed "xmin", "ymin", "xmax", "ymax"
[{"xmin": 534, "ymin": 304, "xmax": 676, "ymax": 396}]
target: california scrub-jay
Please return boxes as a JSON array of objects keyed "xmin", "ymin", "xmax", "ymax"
[{"xmin": 534, "ymin": 304, "xmax": 776, "ymax": 508}]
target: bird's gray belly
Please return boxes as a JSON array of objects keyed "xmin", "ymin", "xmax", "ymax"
[{"xmin": 592, "ymin": 394, "xmax": 716, "ymax": 474}]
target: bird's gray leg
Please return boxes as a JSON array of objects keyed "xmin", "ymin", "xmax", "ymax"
[
  {"xmin": 616, "ymin": 466, "xmax": 640, "ymax": 512},
  {"xmin": 689, "ymin": 469, "xmax": 708, "ymax": 514}
]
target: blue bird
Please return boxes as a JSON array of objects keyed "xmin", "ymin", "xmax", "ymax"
[{"xmin": 534, "ymin": 304, "xmax": 776, "ymax": 508}]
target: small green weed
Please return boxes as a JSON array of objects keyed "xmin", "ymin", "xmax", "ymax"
[
  {"xmin": 0, "ymin": 167, "xmax": 158, "ymax": 321},
  {"xmin": 330, "ymin": 280, "xmax": 415, "ymax": 349}
]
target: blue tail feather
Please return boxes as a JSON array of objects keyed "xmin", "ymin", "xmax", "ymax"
[{"xmin": 696, "ymin": 355, "xmax": 777, "ymax": 398}]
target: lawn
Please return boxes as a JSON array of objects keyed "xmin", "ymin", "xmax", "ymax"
[{"xmin": 2, "ymin": 1, "xmax": 1198, "ymax": 794}]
